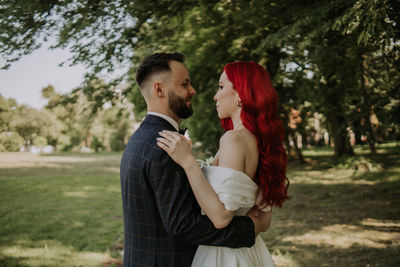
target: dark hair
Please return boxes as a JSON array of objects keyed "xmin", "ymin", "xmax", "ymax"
[
  {"xmin": 221, "ymin": 61, "xmax": 289, "ymax": 208},
  {"xmin": 136, "ymin": 52, "xmax": 185, "ymax": 88}
]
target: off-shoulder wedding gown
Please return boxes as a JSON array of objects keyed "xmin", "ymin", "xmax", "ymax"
[{"xmin": 191, "ymin": 166, "xmax": 275, "ymax": 267}]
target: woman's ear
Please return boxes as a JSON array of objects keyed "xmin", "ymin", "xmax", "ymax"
[
  {"xmin": 237, "ymin": 98, "xmax": 242, "ymax": 108},
  {"xmin": 236, "ymin": 93, "xmax": 242, "ymax": 107}
]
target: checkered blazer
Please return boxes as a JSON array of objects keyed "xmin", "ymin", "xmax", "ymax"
[{"xmin": 120, "ymin": 115, "xmax": 255, "ymax": 267}]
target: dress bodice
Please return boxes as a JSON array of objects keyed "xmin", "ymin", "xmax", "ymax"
[
  {"xmin": 202, "ymin": 166, "xmax": 258, "ymax": 216},
  {"xmin": 193, "ymin": 166, "xmax": 276, "ymax": 267}
]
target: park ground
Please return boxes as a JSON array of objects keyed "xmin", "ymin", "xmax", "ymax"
[{"xmin": 0, "ymin": 143, "xmax": 399, "ymax": 266}]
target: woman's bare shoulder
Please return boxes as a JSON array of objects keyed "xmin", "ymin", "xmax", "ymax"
[
  {"xmin": 220, "ymin": 130, "xmax": 252, "ymax": 151},
  {"xmin": 220, "ymin": 129, "xmax": 257, "ymax": 146},
  {"xmin": 218, "ymin": 129, "xmax": 258, "ymax": 176},
  {"xmin": 218, "ymin": 129, "xmax": 256, "ymax": 157},
  {"xmin": 218, "ymin": 131, "xmax": 245, "ymax": 169}
]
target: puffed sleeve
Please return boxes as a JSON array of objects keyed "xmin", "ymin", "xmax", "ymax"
[{"xmin": 202, "ymin": 166, "xmax": 258, "ymax": 212}]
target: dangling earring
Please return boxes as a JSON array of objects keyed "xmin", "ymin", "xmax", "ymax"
[{"xmin": 237, "ymin": 99, "xmax": 242, "ymax": 107}]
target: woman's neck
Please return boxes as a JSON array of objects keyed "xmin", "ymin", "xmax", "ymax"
[
  {"xmin": 231, "ymin": 112, "xmax": 244, "ymax": 131},
  {"xmin": 231, "ymin": 120, "xmax": 242, "ymax": 130}
]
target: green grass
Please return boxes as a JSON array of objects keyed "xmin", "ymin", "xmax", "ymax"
[
  {"xmin": 0, "ymin": 152, "xmax": 123, "ymax": 266},
  {"xmin": 1, "ymin": 142, "xmax": 399, "ymax": 266},
  {"xmin": 265, "ymin": 142, "xmax": 400, "ymax": 266}
]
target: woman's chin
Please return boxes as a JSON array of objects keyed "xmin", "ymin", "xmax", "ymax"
[{"xmin": 217, "ymin": 114, "xmax": 229, "ymax": 120}]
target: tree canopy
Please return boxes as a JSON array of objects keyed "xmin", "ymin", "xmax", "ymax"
[{"xmin": 1, "ymin": 0, "xmax": 399, "ymax": 157}]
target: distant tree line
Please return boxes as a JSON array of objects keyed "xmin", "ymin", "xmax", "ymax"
[
  {"xmin": 1, "ymin": 0, "xmax": 399, "ymax": 158},
  {"xmin": 0, "ymin": 82, "xmax": 135, "ymax": 152}
]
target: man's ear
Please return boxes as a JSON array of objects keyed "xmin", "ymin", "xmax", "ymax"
[{"xmin": 153, "ymin": 82, "xmax": 165, "ymax": 96}]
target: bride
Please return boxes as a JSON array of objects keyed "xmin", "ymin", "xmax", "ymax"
[{"xmin": 157, "ymin": 61, "xmax": 289, "ymax": 267}]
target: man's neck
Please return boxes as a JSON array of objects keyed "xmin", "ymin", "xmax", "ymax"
[
  {"xmin": 147, "ymin": 111, "xmax": 180, "ymax": 131},
  {"xmin": 147, "ymin": 105, "xmax": 180, "ymax": 121}
]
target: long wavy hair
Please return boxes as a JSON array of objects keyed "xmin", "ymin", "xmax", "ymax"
[{"xmin": 221, "ymin": 61, "xmax": 289, "ymax": 208}]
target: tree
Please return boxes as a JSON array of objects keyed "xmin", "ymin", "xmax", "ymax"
[
  {"xmin": 7, "ymin": 104, "xmax": 61, "ymax": 149},
  {"xmin": 0, "ymin": 94, "xmax": 17, "ymax": 132},
  {"xmin": 42, "ymin": 83, "xmax": 97, "ymax": 150},
  {"xmin": 2, "ymin": 0, "xmax": 399, "ymax": 157},
  {"xmin": 0, "ymin": 132, "xmax": 24, "ymax": 151},
  {"xmin": 42, "ymin": 80, "xmax": 135, "ymax": 151}
]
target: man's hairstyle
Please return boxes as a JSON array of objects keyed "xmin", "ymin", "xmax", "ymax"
[{"xmin": 136, "ymin": 52, "xmax": 185, "ymax": 89}]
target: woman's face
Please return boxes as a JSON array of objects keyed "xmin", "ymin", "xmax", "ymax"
[{"xmin": 213, "ymin": 71, "xmax": 240, "ymax": 119}]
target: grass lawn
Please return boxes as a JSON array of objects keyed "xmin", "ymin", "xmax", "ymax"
[
  {"xmin": 0, "ymin": 152, "xmax": 124, "ymax": 267},
  {"xmin": 266, "ymin": 142, "xmax": 400, "ymax": 266},
  {"xmin": 1, "ymin": 142, "xmax": 399, "ymax": 266}
]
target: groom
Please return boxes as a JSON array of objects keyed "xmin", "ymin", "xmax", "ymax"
[{"xmin": 120, "ymin": 52, "xmax": 269, "ymax": 267}]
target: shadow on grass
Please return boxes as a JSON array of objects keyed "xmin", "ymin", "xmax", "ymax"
[
  {"xmin": 0, "ymin": 256, "xmax": 30, "ymax": 267},
  {"xmin": 268, "ymin": 181, "xmax": 400, "ymax": 266},
  {"xmin": 268, "ymin": 145, "xmax": 400, "ymax": 266},
  {"xmin": 292, "ymin": 142, "xmax": 400, "ymax": 172}
]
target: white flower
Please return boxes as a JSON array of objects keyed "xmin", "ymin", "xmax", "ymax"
[{"xmin": 196, "ymin": 156, "xmax": 214, "ymax": 167}]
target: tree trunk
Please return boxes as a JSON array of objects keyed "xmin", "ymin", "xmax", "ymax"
[
  {"xmin": 281, "ymin": 107, "xmax": 305, "ymax": 164},
  {"xmin": 289, "ymin": 129, "xmax": 305, "ymax": 163},
  {"xmin": 360, "ymin": 54, "xmax": 377, "ymax": 154},
  {"xmin": 323, "ymin": 72, "xmax": 354, "ymax": 158},
  {"xmin": 327, "ymin": 111, "xmax": 354, "ymax": 157},
  {"xmin": 266, "ymin": 47, "xmax": 282, "ymax": 80}
]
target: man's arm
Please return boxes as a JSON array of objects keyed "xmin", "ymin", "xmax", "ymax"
[
  {"xmin": 247, "ymin": 206, "xmax": 272, "ymax": 236},
  {"xmin": 148, "ymin": 148, "xmax": 255, "ymax": 248}
]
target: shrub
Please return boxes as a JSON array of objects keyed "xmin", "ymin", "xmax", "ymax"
[
  {"xmin": 110, "ymin": 132, "xmax": 125, "ymax": 151},
  {"xmin": 33, "ymin": 136, "xmax": 48, "ymax": 148},
  {"xmin": 57, "ymin": 135, "xmax": 71, "ymax": 151},
  {"xmin": 91, "ymin": 136, "xmax": 104, "ymax": 152},
  {"xmin": 0, "ymin": 132, "xmax": 24, "ymax": 151}
]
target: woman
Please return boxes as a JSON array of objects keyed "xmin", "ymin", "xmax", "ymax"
[{"xmin": 157, "ymin": 61, "xmax": 289, "ymax": 266}]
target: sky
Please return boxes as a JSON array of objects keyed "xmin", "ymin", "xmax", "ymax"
[{"xmin": 0, "ymin": 44, "xmax": 87, "ymax": 109}]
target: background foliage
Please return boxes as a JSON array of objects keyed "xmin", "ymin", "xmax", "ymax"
[{"xmin": 1, "ymin": 0, "xmax": 399, "ymax": 157}]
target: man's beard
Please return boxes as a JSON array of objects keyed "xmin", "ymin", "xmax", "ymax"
[{"xmin": 168, "ymin": 91, "xmax": 193, "ymax": 119}]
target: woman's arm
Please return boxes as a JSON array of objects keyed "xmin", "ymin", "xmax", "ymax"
[
  {"xmin": 218, "ymin": 132, "xmax": 274, "ymax": 234},
  {"xmin": 212, "ymin": 150, "xmax": 220, "ymax": 166},
  {"xmin": 180, "ymin": 156, "xmax": 234, "ymax": 229},
  {"xmin": 157, "ymin": 130, "xmax": 241, "ymax": 229}
]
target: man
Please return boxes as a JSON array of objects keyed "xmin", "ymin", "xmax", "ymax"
[{"xmin": 120, "ymin": 52, "xmax": 270, "ymax": 266}]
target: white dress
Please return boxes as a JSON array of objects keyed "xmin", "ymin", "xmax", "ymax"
[{"xmin": 191, "ymin": 166, "xmax": 275, "ymax": 267}]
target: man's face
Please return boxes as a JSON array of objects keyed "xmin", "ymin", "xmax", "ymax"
[{"xmin": 165, "ymin": 61, "xmax": 196, "ymax": 119}]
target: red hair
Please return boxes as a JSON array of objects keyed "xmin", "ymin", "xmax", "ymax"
[{"xmin": 221, "ymin": 62, "xmax": 289, "ymax": 208}]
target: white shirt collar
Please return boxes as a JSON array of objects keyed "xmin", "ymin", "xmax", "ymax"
[{"xmin": 147, "ymin": 112, "xmax": 179, "ymax": 131}]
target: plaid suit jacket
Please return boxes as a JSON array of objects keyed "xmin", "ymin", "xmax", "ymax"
[{"xmin": 120, "ymin": 115, "xmax": 255, "ymax": 267}]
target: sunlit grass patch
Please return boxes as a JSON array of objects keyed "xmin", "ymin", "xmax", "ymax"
[
  {"xmin": 0, "ymin": 152, "xmax": 96, "ymax": 169},
  {"xmin": 283, "ymin": 224, "xmax": 400, "ymax": 249},
  {"xmin": 271, "ymin": 249, "xmax": 300, "ymax": 267},
  {"xmin": 361, "ymin": 218, "xmax": 400, "ymax": 228},
  {"xmin": 354, "ymin": 141, "xmax": 400, "ymax": 154},
  {"xmin": 288, "ymin": 168, "xmax": 358, "ymax": 184},
  {"xmin": 0, "ymin": 240, "xmax": 112, "ymax": 267}
]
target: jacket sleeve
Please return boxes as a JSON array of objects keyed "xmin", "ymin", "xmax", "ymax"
[{"xmin": 147, "ymin": 147, "xmax": 255, "ymax": 248}]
